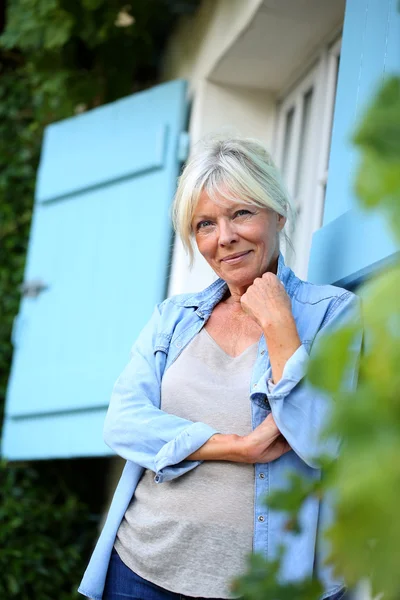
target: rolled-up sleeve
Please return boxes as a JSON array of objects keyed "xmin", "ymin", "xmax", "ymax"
[
  {"xmin": 265, "ymin": 344, "xmax": 310, "ymax": 397},
  {"xmin": 252, "ymin": 293, "xmax": 362, "ymax": 468},
  {"xmin": 103, "ymin": 305, "xmax": 218, "ymax": 482}
]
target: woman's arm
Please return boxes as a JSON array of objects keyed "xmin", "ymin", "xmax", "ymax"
[
  {"xmin": 241, "ymin": 271, "xmax": 302, "ymax": 384},
  {"xmin": 268, "ymin": 293, "xmax": 362, "ymax": 467},
  {"xmin": 257, "ymin": 293, "xmax": 362, "ymax": 468},
  {"xmin": 104, "ymin": 303, "xmax": 290, "ymax": 483},
  {"xmin": 103, "ymin": 304, "xmax": 218, "ymax": 482},
  {"xmin": 188, "ymin": 414, "xmax": 291, "ymax": 463},
  {"xmin": 241, "ymin": 274, "xmax": 363, "ymax": 469}
]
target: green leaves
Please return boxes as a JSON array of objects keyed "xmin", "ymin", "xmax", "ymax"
[
  {"xmin": 232, "ymin": 551, "xmax": 323, "ymax": 600},
  {"xmin": 0, "ymin": 3, "xmax": 198, "ymax": 599},
  {"xmin": 1, "ymin": 0, "xmax": 75, "ymax": 51},
  {"xmin": 0, "ymin": 461, "xmax": 97, "ymax": 599},
  {"xmin": 266, "ymin": 472, "xmax": 323, "ymax": 534},
  {"xmin": 324, "ymin": 264, "xmax": 400, "ymax": 598},
  {"xmin": 308, "ymin": 324, "xmax": 360, "ymax": 394},
  {"xmin": 353, "ymin": 77, "xmax": 400, "ymax": 242},
  {"xmin": 235, "ymin": 76, "xmax": 400, "ymax": 599},
  {"xmin": 354, "ymin": 78, "xmax": 400, "ymax": 161}
]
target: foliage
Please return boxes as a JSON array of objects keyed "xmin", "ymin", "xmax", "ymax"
[
  {"xmin": 0, "ymin": 67, "xmax": 39, "ymax": 428},
  {"xmin": 0, "ymin": 460, "xmax": 98, "ymax": 599},
  {"xmin": 0, "ymin": 1, "xmax": 197, "ymax": 597},
  {"xmin": 235, "ymin": 77, "xmax": 400, "ymax": 600},
  {"xmin": 233, "ymin": 552, "xmax": 323, "ymax": 600},
  {"xmin": 0, "ymin": 0, "xmax": 199, "ymax": 425}
]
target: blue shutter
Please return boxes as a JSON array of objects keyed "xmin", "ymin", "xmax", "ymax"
[
  {"xmin": 2, "ymin": 80, "xmax": 188, "ymax": 460},
  {"xmin": 308, "ymin": 0, "xmax": 400, "ymax": 286}
]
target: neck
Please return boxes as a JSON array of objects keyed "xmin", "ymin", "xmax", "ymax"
[{"xmin": 223, "ymin": 253, "xmax": 280, "ymax": 311}]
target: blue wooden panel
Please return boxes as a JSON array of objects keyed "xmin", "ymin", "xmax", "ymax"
[
  {"xmin": 2, "ymin": 79, "xmax": 188, "ymax": 459},
  {"xmin": 323, "ymin": 0, "xmax": 393, "ymax": 226},
  {"xmin": 385, "ymin": 0, "xmax": 400, "ymax": 74},
  {"xmin": 36, "ymin": 86, "xmax": 178, "ymax": 202},
  {"xmin": 309, "ymin": 0, "xmax": 399, "ymax": 286},
  {"xmin": 308, "ymin": 208, "xmax": 398, "ymax": 286},
  {"xmin": 7, "ymin": 173, "xmax": 172, "ymax": 417},
  {"xmin": 2, "ymin": 409, "xmax": 110, "ymax": 460}
]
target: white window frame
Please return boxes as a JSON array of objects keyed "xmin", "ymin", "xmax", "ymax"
[{"xmin": 274, "ymin": 36, "xmax": 342, "ymax": 279}]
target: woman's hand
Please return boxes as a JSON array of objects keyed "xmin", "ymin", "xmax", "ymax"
[
  {"xmin": 240, "ymin": 272, "xmax": 301, "ymax": 384},
  {"xmin": 239, "ymin": 413, "xmax": 291, "ymax": 463},
  {"xmin": 188, "ymin": 414, "xmax": 291, "ymax": 464},
  {"xmin": 240, "ymin": 271, "xmax": 293, "ymax": 331}
]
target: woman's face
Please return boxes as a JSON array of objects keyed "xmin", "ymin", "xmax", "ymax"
[{"xmin": 191, "ymin": 189, "xmax": 286, "ymax": 289}]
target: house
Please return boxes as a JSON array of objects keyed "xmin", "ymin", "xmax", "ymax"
[{"xmin": 2, "ymin": 0, "xmax": 399, "ymax": 590}]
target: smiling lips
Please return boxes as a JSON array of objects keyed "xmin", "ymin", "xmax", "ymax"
[{"xmin": 220, "ymin": 250, "xmax": 252, "ymax": 264}]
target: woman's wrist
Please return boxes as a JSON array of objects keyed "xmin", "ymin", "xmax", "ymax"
[
  {"xmin": 187, "ymin": 419, "xmax": 290, "ymax": 465},
  {"xmin": 262, "ymin": 319, "xmax": 301, "ymax": 384},
  {"xmin": 187, "ymin": 433, "xmax": 248, "ymax": 462}
]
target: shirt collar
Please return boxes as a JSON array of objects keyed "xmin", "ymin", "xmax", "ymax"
[{"xmin": 182, "ymin": 252, "xmax": 298, "ymax": 315}]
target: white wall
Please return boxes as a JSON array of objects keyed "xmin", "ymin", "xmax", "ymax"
[
  {"xmin": 163, "ymin": 0, "xmax": 264, "ymax": 93},
  {"xmin": 168, "ymin": 80, "xmax": 276, "ymax": 295},
  {"xmin": 163, "ymin": 0, "xmax": 277, "ymax": 296}
]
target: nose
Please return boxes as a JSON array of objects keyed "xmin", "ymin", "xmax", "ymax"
[{"xmin": 218, "ymin": 218, "xmax": 239, "ymax": 246}]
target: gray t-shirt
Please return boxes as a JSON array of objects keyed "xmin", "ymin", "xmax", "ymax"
[{"xmin": 114, "ymin": 327, "xmax": 258, "ymax": 598}]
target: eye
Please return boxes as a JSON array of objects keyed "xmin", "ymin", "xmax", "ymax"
[
  {"xmin": 234, "ymin": 209, "xmax": 252, "ymax": 218},
  {"xmin": 196, "ymin": 220, "xmax": 213, "ymax": 230}
]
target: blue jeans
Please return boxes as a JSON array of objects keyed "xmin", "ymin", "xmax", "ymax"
[
  {"xmin": 103, "ymin": 547, "xmax": 229, "ymax": 600},
  {"xmin": 104, "ymin": 547, "xmax": 347, "ymax": 600}
]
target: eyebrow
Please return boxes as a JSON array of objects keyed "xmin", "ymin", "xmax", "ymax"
[{"xmin": 192, "ymin": 206, "xmax": 243, "ymax": 222}]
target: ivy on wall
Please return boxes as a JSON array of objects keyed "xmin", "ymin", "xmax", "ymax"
[
  {"xmin": 0, "ymin": 0, "xmax": 199, "ymax": 427},
  {"xmin": 0, "ymin": 1, "xmax": 198, "ymax": 596},
  {"xmin": 0, "ymin": 460, "xmax": 97, "ymax": 599}
]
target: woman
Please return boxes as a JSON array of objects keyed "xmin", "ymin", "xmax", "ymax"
[{"xmin": 79, "ymin": 136, "xmax": 360, "ymax": 600}]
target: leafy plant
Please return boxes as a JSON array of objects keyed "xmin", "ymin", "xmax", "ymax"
[
  {"xmin": 0, "ymin": 0, "xmax": 200, "ymax": 427},
  {"xmin": 0, "ymin": 460, "xmax": 97, "ymax": 599},
  {"xmin": 235, "ymin": 77, "xmax": 400, "ymax": 600},
  {"xmin": 0, "ymin": 1, "xmax": 198, "ymax": 597}
]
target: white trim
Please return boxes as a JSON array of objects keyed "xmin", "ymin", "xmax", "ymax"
[
  {"xmin": 313, "ymin": 36, "xmax": 342, "ymax": 230},
  {"xmin": 276, "ymin": 24, "xmax": 343, "ymax": 101},
  {"xmin": 274, "ymin": 35, "xmax": 342, "ymax": 279}
]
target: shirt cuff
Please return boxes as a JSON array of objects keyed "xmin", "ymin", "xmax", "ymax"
[
  {"xmin": 262, "ymin": 344, "xmax": 310, "ymax": 399},
  {"xmin": 153, "ymin": 422, "xmax": 218, "ymax": 483}
]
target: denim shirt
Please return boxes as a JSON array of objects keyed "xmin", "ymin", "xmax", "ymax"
[{"xmin": 78, "ymin": 254, "xmax": 362, "ymax": 600}]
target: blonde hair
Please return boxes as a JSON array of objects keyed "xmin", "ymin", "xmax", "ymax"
[{"xmin": 172, "ymin": 134, "xmax": 294, "ymax": 266}]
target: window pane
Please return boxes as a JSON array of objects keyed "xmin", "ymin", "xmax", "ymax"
[
  {"xmin": 295, "ymin": 87, "xmax": 314, "ymax": 199},
  {"xmin": 281, "ymin": 107, "xmax": 294, "ymax": 181},
  {"xmin": 325, "ymin": 53, "xmax": 340, "ymax": 172},
  {"xmin": 322, "ymin": 51, "xmax": 341, "ymax": 204}
]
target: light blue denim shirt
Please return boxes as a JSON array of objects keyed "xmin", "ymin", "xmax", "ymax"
[{"xmin": 78, "ymin": 254, "xmax": 362, "ymax": 600}]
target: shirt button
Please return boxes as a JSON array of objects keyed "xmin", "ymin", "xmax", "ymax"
[
  {"xmin": 175, "ymin": 341, "xmax": 182, "ymax": 348},
  {"xmin": 259, "ymin": 473, "xmax": 265, "ymax": 479},
  {"xmin": 258, "ymin": 515, "xmax": 265, "ymax": 522},
  {"xmin": 253, "ymin": 383, "xmax": 257, "ymax": 389},
  {"xmin": 260, "ymin": 350, "xmax": 265, "ymax": 355}
]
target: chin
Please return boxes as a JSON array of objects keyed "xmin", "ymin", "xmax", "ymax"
[{"xmin": 224, "ymin": 269, "xmax": 257, "ymax": 286}]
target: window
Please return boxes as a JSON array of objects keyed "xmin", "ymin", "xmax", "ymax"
[{"xmin": 274, "ymin": 37, "xmax": 341, "ymax": 279}]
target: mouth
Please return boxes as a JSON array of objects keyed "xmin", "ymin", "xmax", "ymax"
[{"xmin": 220, "ymin": 250, "xmax": 252, "ymax": 264}]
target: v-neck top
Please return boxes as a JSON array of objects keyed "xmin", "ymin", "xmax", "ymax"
[
  {"xmin": 114, "ymin": 326, "xmax": 258, "ymax": 598},
  {"xmin": 202, "ymin": 327, "xmax": 260, "ymax": 359},
  {"xmin": 80, "ymin": 252, "xmax": 358, "ymax": 600}
]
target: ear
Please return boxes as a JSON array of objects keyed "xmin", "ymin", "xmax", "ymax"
[{"xmin": 277, "ymin": 213, "xmax": 287, "ymax": 232}]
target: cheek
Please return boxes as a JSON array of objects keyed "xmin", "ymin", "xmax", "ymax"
[
  {"xmin": 251, "ymin": 225, "xmax": 270, "ymax": 245},
  {"xmin": 251, "ymin": 223, "xmax": 277, "ymax": 254},
  {"xmin": 196, "ymin": 233, "xmax": 216, "ymax": 260}
]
